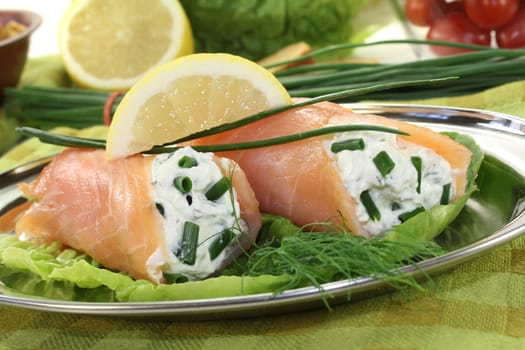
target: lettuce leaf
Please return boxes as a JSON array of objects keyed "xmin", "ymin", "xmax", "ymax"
[
  {"xmin": 0, "ymin": 234, "xmax": 293, "ymax": 302},
  {"xmin": 383, "ymin": 132, "xmax": 484, "ymax": 245}
]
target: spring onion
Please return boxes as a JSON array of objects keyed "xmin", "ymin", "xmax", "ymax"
[
  {"xmin": 178, "ymin": 156, "xmax": 198, "ymax": 168},
  {"xmin": 16, "ymin": 124, "xmax": 408, "ymax": 154},
  {"xmin": 3, "ymin": 43, "xmax": 464, "ymax": 130},
  {"xmin": 360, "ymin": 190, "xmax": 381, "ymax": 221},
  {"xmin": 173, "ymin": 176, "xmax": 192, "ymax": 194},
  {"xmin": 208, "ymin": 229, "xmax": 234, "ymax": 261},
  {"xmin": 330, "ymin": 138, "xmax": 365, "ymax": 153},
  {"xmin": 373, "ymin": 150, "xmax": 395, "ymax": 177},
  {"xmin": 205, "ymin": 177, "xmax": 231, "ymax": 201},
  {"xmin": 411, "ymin": 156, "xmax": 422, "ymax": 193},
  {"xmin": 440, "ymin": 183, "xmax": 452, "ymax": 205},
  {"xmin": 398, "ymin": 207, "xmax": 426, "ymax": 223},
  {"xmin": 155, "ymin": 203, "xmax": 165, "ymax": 217},
  {"xmin": 178, "ymin": 221, "xmax": 199, "ymax": 265}
]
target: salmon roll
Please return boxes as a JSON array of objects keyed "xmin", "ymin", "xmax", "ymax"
[
  {"xmin": 12, "ymin": 147, "xmax": 261, "ymax": 283},
  {"xmin": 188, "ymin": 100, "xmax": 473, "ymax": 237}
]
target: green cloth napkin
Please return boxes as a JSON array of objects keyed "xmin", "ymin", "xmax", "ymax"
[{"xmin": 1, "ymin": 62, "xmax": 525, "ymax": 349}]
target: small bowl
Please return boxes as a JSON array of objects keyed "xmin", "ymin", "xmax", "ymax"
[{"xmin": 0, "ymin": 10, "xmax": 42, "ymax": 105}]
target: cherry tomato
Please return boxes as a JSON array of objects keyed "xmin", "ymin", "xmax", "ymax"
[
  {"xmin": 427, "ymin": 12, "xmax": 491, "ymax": 56},
  {"xmin": 443, "ymin": 0, "xmax": 464, "ymax": 14},
  {"xmin": 464, "ymin": 0, "xmax": 520, "ymax": 30},
  {"xmin": 404, "ymin": 0, "xmax": 446, "ymax": 26},
  {"xmin": 496, "ymin": 7, "xmax": 525, "ymax": 48}
]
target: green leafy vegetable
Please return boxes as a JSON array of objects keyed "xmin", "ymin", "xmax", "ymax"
[
  {"xmin": 179, "ymin": 0, "xmax": 369, "ymax": 61},
  {"xmin": 383, "ymin": 132, "xmax": 484, "ymax": 247}
]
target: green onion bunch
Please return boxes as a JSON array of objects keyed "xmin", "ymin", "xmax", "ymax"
[
  {"xmin": 273, "ymin": 39, "xmax": 525, "ymax": 100},
  {"xmin": 5, "ymin": 39, "xmax": 525, "ymax": 129}
]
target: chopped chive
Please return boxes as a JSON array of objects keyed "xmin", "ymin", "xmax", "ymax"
[
  {"xmin": 178, "ymin": 221, "xmax": 199, "ymax": 265},
  {"xmin": 398, "ymin": 207, "xmax": 426, "ymax": 222},
  {"xmin": 331, "ymin": 138, "xmax": 365, "ymax": 153},
  {"xmin": 360, "ymin": 190, "xmax": 381, "ymax": 221},
  {"xmin": 440, "ymin": 183, "xmax": 452, "ymax": 205},
  {"xmin": 391, "ymin": 202, "xmax": 401, "ymax": 211},
  {"xmin": 155, "ymin": 203, "xmax": 165, "ymax": 217},
  {"xmin": 205, "ymin": 176, "xmax": 231, "ymax": 201},
  {"xmin": 411, "ymin": 156, "xmax": 422, "ymax": 193},
  {"xmin": 208, "ymin": 229, "xmax": 234, "ymax": 261},
  {"xmin": 373, "ymin": 151, "xmax": 395, "ymax": 177},
  {"xmin": 164, "ymin": 273, "xmax": 189, "ymax": 284},
  {"xmin": 173, "ymin": 176, "xmax": 192, "ymax": 194},
  {"xmin": 178, "ymin": 156, "xmax": 198, "ymax": 168}
]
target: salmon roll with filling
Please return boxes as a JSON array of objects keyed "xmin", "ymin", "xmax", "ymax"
[
  {"xmin": 11, "ymin": 147, "xmax": 261, "ymax": 283},
  {"xmin": 188, "ymin": 100, "xmax": 473, "ymax": 237}
]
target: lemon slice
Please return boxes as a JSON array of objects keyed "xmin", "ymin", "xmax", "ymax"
[
  {"xmin": 58, "ymin": 0, "xmax": 193, "ymax": 91},
  {"xmin": 106, "ymin": 53, "xmax": 292, "ymax": 159}
]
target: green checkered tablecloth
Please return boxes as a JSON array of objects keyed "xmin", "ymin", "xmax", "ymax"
[
  {"xmin": 1, "ymin": 234, "xmax": 525, "ymax": 349},
  {"xmin": 1, "ymin": 60, "xmax": 525, "ymax": 349}
]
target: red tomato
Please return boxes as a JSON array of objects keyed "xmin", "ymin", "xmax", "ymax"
[
  {"xmin": 427, "ymin": 12, "xmax": 492, "ymax": 56},
  {"xmin": 464, "ymin": 0, "xmax": 520, "ymax": 30},
  {"xmin": 444, "ymin": 0, "xmax": 465, "ymax": 14},
  {"xmin": 496, "ymin": 7, "xmax": 525, "ymax": 48},
  {"xmin": 404, "ymin": 0, "xmax": 446, "ymax": 26}
]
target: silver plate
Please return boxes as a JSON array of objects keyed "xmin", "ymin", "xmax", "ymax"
[{"xmin": 0, "ymin": 103, "xmax": 524, "ymax": 319}]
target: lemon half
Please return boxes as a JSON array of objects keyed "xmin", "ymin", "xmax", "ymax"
[
  {"xmin": 59, "ymin": 0, "xmax": 194, "ymax": 91},
  {"xmin": 106, "ymin": 53, "xmax": 291, "ymax": 159}
]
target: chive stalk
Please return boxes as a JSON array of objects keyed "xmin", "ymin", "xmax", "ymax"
[
  {"xmin": 331, "ymin": 138, "xmax": 365, "ymax": 153},
  {"xmin": 7, "ymin": 40, "xmax": 525, "ymax": 130},
  {"xmin": 208, "ymin": 229, "xmax": 234, "ymax": 260},
  {"xmin": 360, "ymin": 190, "xmax": 381, "ymax": 221},
  {"xmin": 178, "ymin": 156, "xmax": 198, "ymax": 168},
  {"xmin": 411, "ymin": 156, "xmax": 422, "ymax": 193},
  {"xmin": 178, "ymin": 221, "xmax": 199, "ymax": 265},
  {"xmin": 373, "ymin": 151, "xmax": 395, "ymax": 177},
  {"xmin": 440, "ymin": 183, "xmax": 452, "ymax": 205},
  {"xmin": 205, "ymin": 177, "xmax": 231, "ymax": 201},
  {"xmin": 173, "ymin": 176, "xmax": 192, "ymax": 194},
  {"xmin": 16, "ymin": 124, "xmax": 407, "ymax": 154},
  {"xmin": 398, "ymin": 207, "xmax": 426, "ymax": 223}
]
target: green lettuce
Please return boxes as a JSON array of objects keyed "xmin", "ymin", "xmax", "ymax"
[
  {"xmin": 383, "ymin": 132, "xmax": 484, "ymax": 245},
  {"xmin": 179, "ymin": 0, "xmax": 369, "ymax": 61}
]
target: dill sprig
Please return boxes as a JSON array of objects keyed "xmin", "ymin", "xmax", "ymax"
[
  {"xmin": 250, "ymin": 234, "xmax": 442, "ymax": 285},
  {"xmin": 223, "ymin": 216, "xmax": 444, "ymax": 302},
  {"xmin": 244, "ymin": 227, "xmax": 443, "ymax": 299}
]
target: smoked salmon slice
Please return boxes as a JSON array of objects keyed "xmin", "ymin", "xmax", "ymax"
[
  {"xmin": 6, "ymin": 147, "xmax": 261, "ymax": 283},
  {"xmin": 188, "ymin": 101, "xmax": 473, "ymax": 237}
]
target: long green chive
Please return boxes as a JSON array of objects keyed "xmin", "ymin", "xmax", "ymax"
[
  {"xmin": 208, "ymin": 229, "xmax": 234, "ymax": 261},
  {"xmin": 398, "ymin": 207, "xmax": 426, "ymax": 223},
  {"xmin": 205, "ymin": 177, "xmax": 231, "ymax": 201},
  {"xmin": 16, "ymin": 124, "xmax": 407, "ymax": 154},
  {"xmin": 178, "ymin": 221, "xmax": 199, "ymax": 265},
  {"xmin": 411, "ymin": 156, "xmax": 422, "ymax": 193},
  {"xmin": 331, "ymin": 138, "xmax": 365, "ymax": 153},
  {"xmin": 373, "ymin": 151, "xmax": 395, "ymax": 177},
  {"xmin": 440, "ymin": 183, "xmax": 452, "ymax": 205},
  {"xmin": 173, "ymin": 176, "xmax": 192, "ymax": 194},
  {"xmin": 360, "ymin": 190, "xmax": 381, "ymax": 221},
  {"xmin": 178, "ymin": 156, "xmax": 198, "ymax": 168}
]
